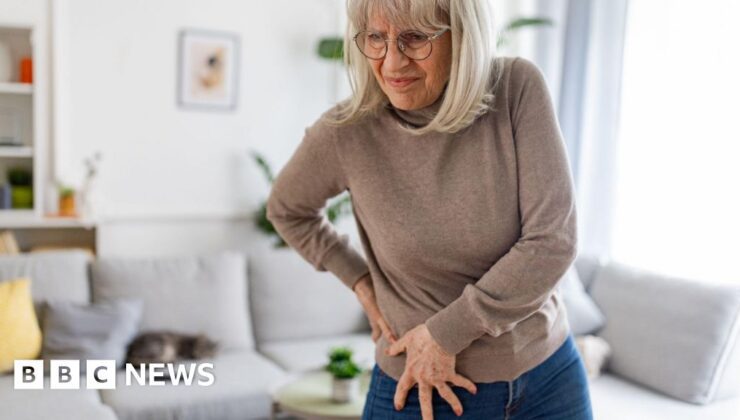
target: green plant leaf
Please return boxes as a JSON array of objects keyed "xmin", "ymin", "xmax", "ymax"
[
  {"xmin": 251, "ymin": 151, "xmax": 354, "ymax": 247},
  {"xmin": 8, "ymin": 168, "xmax": 32, "ymax": 186},
  {"xmin": 497, "ymin": 16, "xmax": 553, "ymax": 49},
  {"xmin": 326, "ymin": 347, "xmax": 362, "ymax": 378},
  {"xmin": 502, "ymin": 17, "xmax": 553, "ymax": 32},
  {"xmin": 250, "ymin": 150, "xmax": 275, "ymax": 184},
  {"xmin": 318, "ymin": 37, "xmax": 344, "ymax": 60},
  {"xmin": 326, "ymin": 194, "xmax": 352, "ymax": 223}
]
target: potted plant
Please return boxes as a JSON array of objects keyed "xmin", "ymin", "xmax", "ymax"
[
  {"xmin": 7, "ymin": 167, "xmax": 33, "ymax": 209},
  {"xmin": 251, "ymin": 150, "xmax": 353, "ymax": 248},
  {"xmin": 326, "ymin": 346, "xmax": 363, "ymax": 403},
  {"xmin": 57, "ymin": 183, "xmax": 76, "ymax": 217}
]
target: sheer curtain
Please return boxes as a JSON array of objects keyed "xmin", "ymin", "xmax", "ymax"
[
  {"xmin": 519, "ymin": 0, "xmax": 740, "ymax": 283},
  {"xmin": 611, "ymin": 0, "xmax": 740, "ymax": 283},
  {"xmin": 509, "ymin": 0, "xmax": 630, "ymax": 261}
]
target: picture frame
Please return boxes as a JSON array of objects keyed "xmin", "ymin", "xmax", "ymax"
[{"xmin": 177, "ymin": 29, "xmax": 240, "ymax": 111}]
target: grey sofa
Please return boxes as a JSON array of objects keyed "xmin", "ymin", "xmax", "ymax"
[{"xmin": 1, "ymin": 249, "xmax": 739, "ymax": 420}]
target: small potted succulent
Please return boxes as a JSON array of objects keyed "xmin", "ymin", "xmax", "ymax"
[
  {"xmin": 57, "ymin": 184, "xmax": 77, "ymax": 217},
  {"xmin": 326, "ymin": 346, "xmax": 363, "ymax": 403}
]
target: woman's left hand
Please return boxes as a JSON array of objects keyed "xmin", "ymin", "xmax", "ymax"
[{"xmin": 385, "ymin": 324, "xmax": 478, "ymax": 419}]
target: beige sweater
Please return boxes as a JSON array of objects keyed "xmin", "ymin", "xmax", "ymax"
[{"xmin": 266, "ymin": 56, "xmax": 577, "ymax": 383}]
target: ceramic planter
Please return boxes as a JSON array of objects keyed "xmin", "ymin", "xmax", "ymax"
[{"xmin": 331, "ymin": 376, "xmax": 360, "ymax": 403}]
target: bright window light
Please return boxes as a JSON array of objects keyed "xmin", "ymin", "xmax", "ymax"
[{"xmin": 612, "ymin": 0, "xmax": 740, "ymax": 283}]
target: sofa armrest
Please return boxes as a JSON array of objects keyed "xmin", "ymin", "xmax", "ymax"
[{"xmin": 590, "ymin": 261, "xmax": 740, "ymax": 405}]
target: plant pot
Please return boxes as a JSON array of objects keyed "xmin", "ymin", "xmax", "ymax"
[
  {"xmin": 59, "ymin": 194, "xmax": 77, "ymax": 217},
  {"xmin": 331, "ymin": 376, "xmax": 360, "ymax": 403},
  {"xmin": 11, "ymin": 186, "xmax": 33, "ymax": 209}
]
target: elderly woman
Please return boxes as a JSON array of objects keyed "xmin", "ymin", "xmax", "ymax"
[{"xmin": 266, "ymin": 0, "xmax": 593, "ymax": 419}]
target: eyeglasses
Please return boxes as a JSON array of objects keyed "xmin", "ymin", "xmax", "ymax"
[{"xmin": 353, "ymin": 28, "xmax": 449, "ymax": 61}]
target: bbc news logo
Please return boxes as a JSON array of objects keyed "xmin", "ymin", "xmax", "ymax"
[{"xmin": 14, "ymin": 360, "xmax": 215, "ymax": 389}]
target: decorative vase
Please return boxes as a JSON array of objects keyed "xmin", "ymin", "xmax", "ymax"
[
  {"xmin": 19, "ymin": 57, "xmax": 32, "ymax": 84},
  {"xmin": 79, "ymin": 178, "xmax": 98, "ymax": 222},
  {"xmin": 0, "ymin": 41, "xmax": 12, "ymax": 82},
  {"xmin": 331, "ymin": 376, "xmax": 360, "ymax": 403}
]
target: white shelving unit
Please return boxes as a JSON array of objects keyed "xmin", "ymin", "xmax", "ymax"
[
  {"xmin": 0, "ymin": 18, "xmax": 95, "ymax": 252},
  {"xmin": 0, "ymin": 22, "xmax": 51, "ymax": 226},
  {"xmin": 0, "ymin": 82, "xmax": 33, "ymax": 95}
]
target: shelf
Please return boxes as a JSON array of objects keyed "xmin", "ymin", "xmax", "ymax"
[
  {"xmin": 0, "ymin": 210, "xmax": 96, "ymax": 229},
  {"xmin": 0, "ymin": 146, "xmax": 33, "ymax": 157},
  {"xmin": 0, "ymin": 82, "xmax": 33, "ymax": 95}
]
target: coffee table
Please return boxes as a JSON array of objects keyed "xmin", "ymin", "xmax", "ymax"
[{"xmin": 270, "ymin": 368, "xmax": 372, "ymax": 420}]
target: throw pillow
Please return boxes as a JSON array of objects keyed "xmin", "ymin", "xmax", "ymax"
[
  {"xmin": 0, "ymin": 278, "xmax": 42, "ymax": 373},
  {"xmin": 557, "ymin": 265, "xmax": 606, "ymax": 335},
  {"xmin": 575, "ymin": 334, "xmax": 612, "ymax": 380},
  {"xmin": 41, "ymin": 299, "xmax": 143, "ymax": 372}
]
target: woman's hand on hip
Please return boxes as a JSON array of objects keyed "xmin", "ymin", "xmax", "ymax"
[
  {"xmin": 353, "ymin": 274, "xmax": 397, "ymax": 344},
  {"xmin": 386, "ymin": 324, "xmax": 477, "ymax": 419}
]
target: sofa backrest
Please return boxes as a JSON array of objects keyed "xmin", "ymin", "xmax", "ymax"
[
  {"xmin": 590, "ymin": 260, "xmax": 740, "ymax": 405},
  {"xmin": 90, "ymin": 251, "xmax": 255, "ymax": 352},
  {"xmin": 247, "ymin": 246, "xmax": 369, "ymax": 346},
  {"xmin": 0, "ymin": 251, "xmax": 92, "ymax": 309}
]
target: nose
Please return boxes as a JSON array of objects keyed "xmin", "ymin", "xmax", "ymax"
[{"xmin": 382, "ymin": 38, "xmax": 410, "ymax": 71}]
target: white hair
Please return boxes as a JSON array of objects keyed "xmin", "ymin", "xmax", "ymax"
[{"xmin": 328, "ymin": 0, "xmax": 503, "ymax": 135}]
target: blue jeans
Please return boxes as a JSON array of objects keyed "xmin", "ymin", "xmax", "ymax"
[{"xmin": 362, "ymin": 334, "xmax": 593, "ymax": 419}]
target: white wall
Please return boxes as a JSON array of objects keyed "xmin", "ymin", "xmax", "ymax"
[
  {"xmin": 15, "ymin": 0, "xmax": 522, "ymax": 257},
  {"xmin": 56, "ymin": 0, "xmax": 344, "ymax": 217},
  {"xmin": 49, "ymin": 0, "xmax": 360, "ymax": 256}
]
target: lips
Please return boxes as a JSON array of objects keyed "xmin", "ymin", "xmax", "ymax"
[{"xmin": 385, "ymin": 77, "xmax": 419, "ymax": 88}]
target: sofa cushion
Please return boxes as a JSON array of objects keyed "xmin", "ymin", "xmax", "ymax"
[
  {"xmin": 590, "ymin": 373, "xmax": 740, "ymax": 420},
  {"xmin": 591, "ymin": 261, "xmax": 740, "ymax": 404},
  {"xmin": 0, "ymin": 375, "xmax": 117, "ymax": 420},
  {"xmin": 0, "ymin": 250, "xmax": 92, "ymax": 307},
  {"xmin": 41, "ymin": 299, "xmax": 143, "ymax": 372},
  {"xmin": 91, "ymin": 251, "xmax": 253, "ymax": 351},
  {"xmin": 0, "ymin": 278, "xmax": 42, "ymax": 373},
  {"xmin": 100, "ymin": 349, "xmax": 286, "ymax": 420},
  {"xmin": 574, "ymin": 254, "xmax": 605, "ymax": 292},
  {"xmin": 557, "ymin": 266, "xmax": 606, "ymax": 335},
  {"xmin": 0, "ymin": 278, "xmax": 41, "ymax": 373},
  {"xmin": 248, "ymin": 247, "xmax": 369, "ymax": 344},
  {"xmin": 260, "ymin": 333, "xmax": 375, "ymax": 373}
]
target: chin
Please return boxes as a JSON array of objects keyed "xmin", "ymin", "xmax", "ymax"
[{"xmin": 387, "ymin": 95, "xmax": 418, "ymax": 111}]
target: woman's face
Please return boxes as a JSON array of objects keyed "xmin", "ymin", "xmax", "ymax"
[{"xmin": 365, "ymin": 14, "xmax": 452, "ymax": 111}]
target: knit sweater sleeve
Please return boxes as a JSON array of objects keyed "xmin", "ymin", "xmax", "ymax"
[
  {"xmin": 265, "ymin": 115, "xmax": 370, "ymax": 291},
  {"xmin": 424, "ymin": 57, "xmax": 578, "ymax": 356}
]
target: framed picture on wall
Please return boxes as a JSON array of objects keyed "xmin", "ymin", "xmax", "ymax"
[{"xmin": 177, "ymin": 29, "xmax": 240, "ymax": 111}]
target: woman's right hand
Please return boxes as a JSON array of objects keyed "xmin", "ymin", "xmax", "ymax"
[{"xmin": 353, "ymin": 274, "xmax": 397, "ymax": 344}]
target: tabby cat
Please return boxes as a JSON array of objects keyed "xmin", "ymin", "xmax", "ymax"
[{"xmin": 126, "ymin": 331, "xmax": 218, "ymax": 366}]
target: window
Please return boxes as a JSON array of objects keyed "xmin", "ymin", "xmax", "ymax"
[{"xmin": 611, "ymin": 0, "xmax": 740, "ymax": 283}]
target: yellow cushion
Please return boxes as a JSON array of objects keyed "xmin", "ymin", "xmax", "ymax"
[{"xmin": 0, "ymin": 278, "xmax": 42, "ymax": 373}]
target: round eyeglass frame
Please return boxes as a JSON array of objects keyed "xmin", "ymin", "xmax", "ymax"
[{"xmin": 353, "ymin": 28, "xmax": 449, "ymax": 61}]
